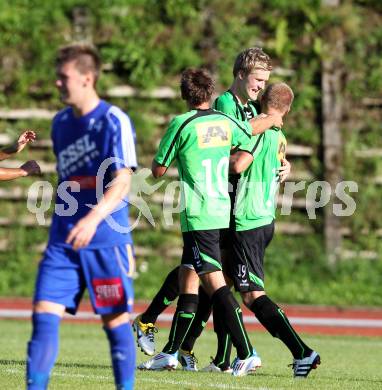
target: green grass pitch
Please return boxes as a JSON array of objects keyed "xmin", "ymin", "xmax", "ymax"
[{"xmin": 1, "ymin": 319, "xmax": 381, "ymax": 389}]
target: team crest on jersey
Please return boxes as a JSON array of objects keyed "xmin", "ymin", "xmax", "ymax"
[
  {"xmin": 196, "ymin": 120, "xmax": 231, "ymax": 148},
  {"xmin": 278, "ymin": 134, "xmax": 287, "ymax": 160}
]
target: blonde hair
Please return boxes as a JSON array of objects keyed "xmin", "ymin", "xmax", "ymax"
[{"xmin": 233, "ymin": 47, "xmax": 272, "ymax": 77}]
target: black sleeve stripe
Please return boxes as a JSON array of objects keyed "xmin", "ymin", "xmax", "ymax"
[
  {"xmin": 249, "ymin": 100, "xmax": 261, "ymax": 115},
  {"xmin": 212, "ymin": 110, "xmax": 251, "ymax": 136},
  {"xmin": 161, "ymin": 110, "xmax": 215, "ymax": 166},
  {"xmin": 250, "ymin": 133, "xmax": 264, "ymax": 155},
  {"xmin": 235, "ymin": 149, "xmax": 254, "ymax": 156},
  {"xmin": 227, "ymin": 90, "xmax": 246, "ymax": 121}
]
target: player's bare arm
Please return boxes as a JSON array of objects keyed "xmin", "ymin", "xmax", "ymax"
[
  {"xmin": 249, "ymin": 113, "xmax": 283, "ymax": 135},
  {"xmin": 229, "ymin": 150, "xmax": 254, "ymax": 174},
  {"xmin": 151, "ymin": 159, "xmax": 167, "ymax": 178},
  {"xmin": 0, "ymin": 130, "xmax": 36, "ymax": 160},
  {"xmin": 0, "ymin": 160, "xmax": 41, "ymax": 181},
  {"xmin": 66, "ymin": 167, "xmax": 133, "ymax": 250}
]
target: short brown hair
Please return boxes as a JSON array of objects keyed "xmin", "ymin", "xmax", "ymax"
[
  {"xmin": 261, "ymin": 82, "xmax": 294, "ymax": 112},
  {"xmin": 233, "ymin": 47, "xmax": 272, "ymax": 77},
  {"xmin": 56, "ymin": 43, "xmax": 101, "ymax": 83},
  {"xmin": 180, "ymin": 68, "xmax": 215, "ymax": 106}
]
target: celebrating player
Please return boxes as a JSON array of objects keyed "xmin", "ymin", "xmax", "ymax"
[
  {"xmin": 216, "ymin": 82, "xmax": 321, "ymax": 378},
  {"xmin": 0, "ymin": 130, "xmax": 40, "ymax": 180},
  {"xmin": 26, "ymin": 44, "xmax": 137, "ymax": 390},
  {"xmin": 133, "ymin": 47, "xmax": 285, "ymax": 371},
  {"xmin": 138, "ymin": 68, "xmax": 260, "ymax": 376}
]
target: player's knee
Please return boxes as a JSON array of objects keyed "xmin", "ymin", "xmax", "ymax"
[
  {"xmin": 241, "ymin": 291, "xmax": 266, "ymax": 308},
  {"xmin": 33, "ymin": 300, "xmax": 66, "ymax": 317},
  {"xmin": 241, "ymin": 292, "xmax": 255, "ymax": 308},
  {"xmin": 177, "ymin": 293, "xmax": 199, "ymax": 313},
  {"xmin": 102, "ymin": 312, "xmax": 130, "ymax": 329},
  {"xmin": 200, "ymin": 271, "xmax": 226, "ymax": 296},
  {"xmin": 179, "ymin": 266, "xmax": 199, "ymax": 294}
]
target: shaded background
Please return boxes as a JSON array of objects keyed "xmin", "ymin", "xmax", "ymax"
[{"xmin": 0, "ymin": 0, "xmax": 381, "ymax": 305}]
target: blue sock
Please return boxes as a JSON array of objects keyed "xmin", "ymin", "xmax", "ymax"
[
  {"xmin": 104, "ymin": 322, "xmax": 136, "ymax": 390},
  {"xmin": 26, "ymin": 312, "xmax": 61, "ymax": 390}
]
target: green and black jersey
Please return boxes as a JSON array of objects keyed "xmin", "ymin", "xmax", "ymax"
[
  {"xmin": 154, "ymin": 108, "xmax": 252, "ymax": 232},
  {"xmin": 234, "ymin": 128, "xmax": 287, "ymax": 230},
  {"xmin": 213, "ymin": 90, "xmax": 260, "ymax": 122},
  {"xmin": 213, "ymin": 90, "xmax": 286, "ymax": 230}
]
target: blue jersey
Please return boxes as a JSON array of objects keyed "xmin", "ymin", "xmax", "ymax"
[{"xmin": 49, "ymin": 100, "xmax": 137, "ymax": 249}]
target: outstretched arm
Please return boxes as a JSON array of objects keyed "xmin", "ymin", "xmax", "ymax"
[
  {"xmin": 0, "ymin": 130, "xmax": 36, "ymax": 161},
  {"xmin": 0, "ymin": 160, "xmax": 41, "ymax": 181},
  {"xmin": 249, "ymin": 114, "xmax": 283, "ymax": 135}
]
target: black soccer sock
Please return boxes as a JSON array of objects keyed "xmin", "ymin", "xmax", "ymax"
[
  {"xmin": 250, "ymin": 295, "xmax": 313, "ymax": 359},
  {"xmin": 212, "ymin": 302, "xmax": 232, "ymax": 370},
  {"xmin": 212, "ymin": 286, "xmax": 252, "ymax": 360},
  {"xmin": 141, "ymin": 266, "xmax": 180, "ymax": 324},
  {"xmin": 181, "ymin": 286, "xmax": 212, "ymax": 352},
  {"xmin": 162, "ymin": 294, "xmax": 198, "ymax": 355}
]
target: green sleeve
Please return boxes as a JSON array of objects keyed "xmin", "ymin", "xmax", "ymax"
[
  {"xmin": 213, "ymin": 95, "xmax": 237, "ymax": 118},
  {"xmin": 238, "ymin": 134, "xmax": 265, "ymax": 160},
  {"xmin": 154, "ymin": 117, "xmax": 182, "ymax": 167},
  {"xmin": 231, "ymin": 120, "xmax": 252, "ymax": 149}
]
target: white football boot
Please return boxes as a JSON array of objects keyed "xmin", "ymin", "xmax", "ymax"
[
  {"xmin": 179, "ymin": 349, "xmax": 198, "ymax": 371},
  {"xmin": 132, "ymin": 314, "xmax": 157, "ymax": 356},
  {"xmin": 137, "ymin": 351, "xmax": 178, "ymax": 371}
]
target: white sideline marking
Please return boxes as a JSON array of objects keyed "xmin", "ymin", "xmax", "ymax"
[
  {"xmin": 1, "ymin": 309, "xmax": 382, "ymax": 328},
  {"xmin": 4, "ymin": 367, "xmax": 276, "ymax": 390},
  {"xmin": 139, "ymin": 377, "xmax": 276, "ymax": 390},
  {"xmin": 0, "ymin": 309, "xmax": 99, "ymax": 320},
  {"xmin": 5, "ymin": 367, "xmax": 110, "ymax": 381},
  {"xmin": 149, "ymin": 313, "xmax": 382, "ymax": 329}
]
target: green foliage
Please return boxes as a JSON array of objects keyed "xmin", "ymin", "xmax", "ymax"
[
  {"xmin": 0, "ymin": 0, "xmax": 381, "ymax": 304},
  {"xmin": 266, "ymin": 236, "xmax": 382, "ymax": 306}
]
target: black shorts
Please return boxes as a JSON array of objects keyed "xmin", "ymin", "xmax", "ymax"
[
  {"xmin": 219, "ymin": 228, "xmax": 233, "ymax": 250},
  {"xmin": 227, "ymin": 222, "xmax": 275, "ymax": 292},
  {"xmin": 219, "ymin": 228, "xmax": 233, "ymax": 271},
  {"xmin": 181, "ymin": 230, "xmax": 222, "ymax": 275}
]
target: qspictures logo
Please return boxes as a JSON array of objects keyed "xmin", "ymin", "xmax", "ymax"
[{"xmin": 26, "ymin": 161, "xmax": 359, "ymax": 231}]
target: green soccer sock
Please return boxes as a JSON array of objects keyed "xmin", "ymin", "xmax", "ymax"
[
  {"xmin": 180, "ymin": 286, "xmax": 211, "ymax": 352},
  {"xmin": 162, "ymin": 294, "xmax": 198, "ymax": 355}
]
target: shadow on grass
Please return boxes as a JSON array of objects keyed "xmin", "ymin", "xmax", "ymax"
[{"xmin": 0, "ymin": 359, "xmax": 111, "ymax": 370}]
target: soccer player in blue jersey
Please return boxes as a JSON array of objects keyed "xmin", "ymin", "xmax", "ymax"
[{"xmin": 26, "ymin": 44, "xmax": 137, "ymax": 390}]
